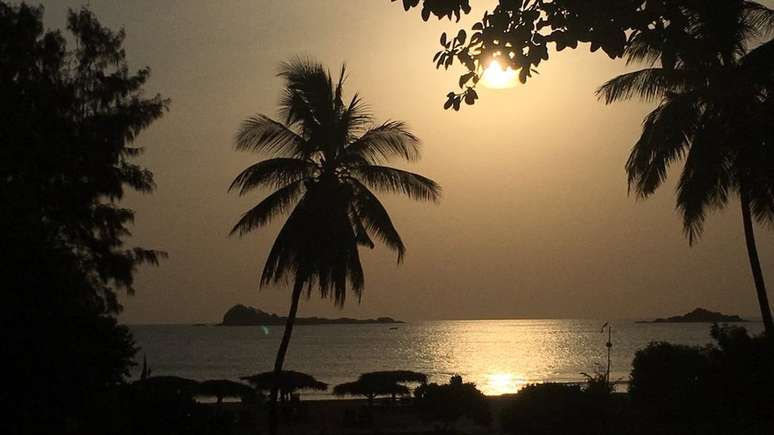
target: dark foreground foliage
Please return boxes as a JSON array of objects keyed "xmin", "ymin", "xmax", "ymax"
[
  {"xmin": 82, "ymin": 385, "xmax": 253, "ymax": 435},
  {"xmin": 629, "ymin": 325, "xmax": 774, "ymax": 434},
  {"xmin": 0, "ymin": 2, "xmax": 167, "ymax": 433},
  {"xmin": 499, "ymin": 325, "xmax": 774, "ymax": 435},
  {"xmin": 501, "ymin": 383, "xmax": 613, "ymax": 435},
  {"xmin": 415, "ymin": 375, "xmax": 491, "ymax": 432}
]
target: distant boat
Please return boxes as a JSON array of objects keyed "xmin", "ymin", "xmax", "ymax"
[{"xmin": 389, "ymin": 326, "xmax": 399, "ymax": 330}]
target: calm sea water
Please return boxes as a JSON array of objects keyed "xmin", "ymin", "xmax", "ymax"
[{"xmin": 130, "ymin": 320, "xmax": 762, "ymax": 398}]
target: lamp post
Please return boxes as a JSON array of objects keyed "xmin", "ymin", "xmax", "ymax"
[{"xmin": 601, "ymin": 322, "xmax": 612, "ymax": 384}]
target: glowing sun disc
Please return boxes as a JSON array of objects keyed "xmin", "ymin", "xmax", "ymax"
[{"xmin": 482, "ymin": 60, "xmax": 517, "ymax": 89}]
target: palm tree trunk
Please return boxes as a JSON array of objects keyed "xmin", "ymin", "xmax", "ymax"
[
  {"xmin": 268, "ymin": 280, "xmax": 304, "ymax": 435},
  {"xmin": 740, "ymin": 192, "xmax": 774, "ymax": 336}
]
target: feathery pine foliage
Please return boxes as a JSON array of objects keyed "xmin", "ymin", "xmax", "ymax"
[{"xmin": 1, "ymin": 3, "xmax": 167, "ymax": 431}]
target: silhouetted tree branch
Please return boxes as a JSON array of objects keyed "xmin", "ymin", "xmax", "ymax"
[{"xmin": 394, "ymin": 0, "xmax": 774, "ymax": 110}]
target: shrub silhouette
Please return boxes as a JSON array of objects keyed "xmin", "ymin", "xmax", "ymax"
[
  {"xmin": 628, "ymin": 327, "xmax": 774, "ymax": 433},
  {"xmin": 706, "ymin": 325, "xmax": 774, "ymax": 428},
  {"xmin": 581, "ymin": 370, "xmax": 614, "ymax": 400},
  {"xmin": 500, "ymin": 383, "xmax": 609, "ymax": 435},
  {"xmin": 629, "ymin": 342, "xmax": 711, "ymax": 417},
  {"xmin": 415, "ymin": 375, "xmax": 491, "ymax": 432}
]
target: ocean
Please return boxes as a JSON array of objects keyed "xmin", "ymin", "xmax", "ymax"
[{"xmin": 130, "ymin": 319, "xmax": 762, "ymax": 398}]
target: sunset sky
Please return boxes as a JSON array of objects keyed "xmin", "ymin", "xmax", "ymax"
[{"xmin": 38, "ymin": 0, "xmax": 774, "ymax": 324}]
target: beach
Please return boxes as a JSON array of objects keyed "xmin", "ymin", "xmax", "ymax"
[{"xmin": 201, "ymin": 395, "xmax": 522, "ymax": 434}]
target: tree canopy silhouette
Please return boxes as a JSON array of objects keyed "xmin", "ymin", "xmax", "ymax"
[
  {"xmin": 230, "ymin": 57, "xmax": 440, "ymax": 433},
  {"xmin": 395, "ymin": 0, "xmax": 774, "ymax": 110},
  {"xmin": 596, "ymin": 2, "xmax": 774, "ymax": 334},
  {"xmin": 397, "ymin": 0, "xmax": 774, "ymax": 333},
  {"xmin": 1, "ymin": 2, "xmax": 168, "ymax": 431}
]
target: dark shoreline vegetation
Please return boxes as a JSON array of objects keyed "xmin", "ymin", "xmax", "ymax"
[
  {"xmin": 3, "ymin": 1, "xmax": 773, "ymax": 434},
  {"xmin": 88, "ymin": 324, "xmax": 774, "ymax": 435},
  {"xmin": 220, "ymin": 304, "xmax": 403, "ymax": 326}
]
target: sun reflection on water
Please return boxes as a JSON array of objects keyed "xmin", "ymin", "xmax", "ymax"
[
  {"xmin": 418, "ymin": 320, "xmax": 583, "ymax": 396},
  {"xmin": 485, "ymin": 372, "xmax": 527, "ymax": 396}
]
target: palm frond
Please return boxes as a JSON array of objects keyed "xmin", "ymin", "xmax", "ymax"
[
  {"xmin": 228, "ymin": 158, "xmax": 315, "ymax": 195},
  {"xmin": 259, "ymin": 190, "xmax": 364, "ymax": 306},
  {"xmin": 342, "ymin": 93, "xmax": 373, "ymax": 136},
  {"xmin": 345, "ymin": 121, "xmax": 421, "ymax": 163},
  {"xmin": 345, "ymin": 240, "xmax": 365, "ymax": 302},
  {"xmin": 625, "ymin": 92, "xmax": 702, "ymax": 198},
  {"xmin": 313, "ymin": 205, "xmax": 362, "ymax": 306},
  {"xmin": 749, "ymin": 180, "xmax": 774, "ymax": 226},
  {"xmin": 351, "ymin": 210, "xmax": 376, "ymax": 249},
  {"xmin": 742, "ymin": 99, "xmax": 774, "ymax": 226},
  {"xmin": 333, "ymin": 63, "xmax": 348, "ymax": 116},
  {"xmin": 230, "ymin": 180, "xmax": 304, "ymax": 236},
  {"xmin": 625, "ymin": 31, "xmax": 667, "ymax": 66},
  {"xmin": 259, "ymin": 197, "xmax": 308, "ymax": 287},
  {"xmin": 739, "ymin": 36, "xmax": 774, "ymax": 75},
  {"xmin": 676, "ymin": 118, "xmax": 733, "ymax": 244},
  {"xmin": 597, "ymin": 68, "xmax": 697, "ymax": 104},
  {"xmin": 235, "ymin": 115, "xmax": 306, "ymax": 157},
  {"xmin": 744, "ymin": 2, "xmax": 774, "ymax": 37},
  {"xmin": 350, "ymin": 165, "xmax": 441, "ymax": 203},
  {"xmin": 277, "ymin": 57, "xmax": 334, "ymax": 129},
  {"xmin": 278, "ymin": 88, "xmax": 318, "ymax": 133},
  {"xmin": 350, "ymin": 180, "xmax": 406, "ymax": 263}
]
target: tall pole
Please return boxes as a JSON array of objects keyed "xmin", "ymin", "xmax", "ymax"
[{"xmin": 605, "ymin": 323, "xmax": 612, "ymax": 384}]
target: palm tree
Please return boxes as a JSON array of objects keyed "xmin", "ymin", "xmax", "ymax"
[
  {"xmin": 229, "ymin": 58, "xmax": 440, "ymax": 429},
  {"xmin": 597, "ymin": 2, "xmax": 774, "ymax": 334}
]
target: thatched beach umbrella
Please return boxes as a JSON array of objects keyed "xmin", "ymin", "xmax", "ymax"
[
  {"xmin": 360, "ymin": 370, "xmax": 428, "ymax": 385},
  {"xmin": 240, "ymin": 370, "xmax": 327, "ymax": 401},
  {"xmin": 334, "ymin": 370, "xmax": 426, "ymax": 405},
  {"xmin": 333, "ymin": 378, "xmax": 411, "ymax": 405},
  {"xmin": 132, "ymin": 376, "xmax": 200, "ymax": 398},
  {"xmin": 198, "ymin": 379, "xmax": 257, "ymax": 404}
]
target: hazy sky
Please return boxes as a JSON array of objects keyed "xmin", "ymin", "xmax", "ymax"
[{"xmin": 37, "ymin": 0, "xmax": 774, "ymax": 324}]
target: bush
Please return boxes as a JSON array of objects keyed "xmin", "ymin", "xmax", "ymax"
[
  {"xmin": 500, "ymin": 383, "xmax": 609, "ymax": 435},
  {"xmin": 628, "ymin": 342, "xmax": 711, "ymax": 416},
  {"xmin": 581, "ymin": 371, "xmax": 614, "ymax": 399},
  {"xmin": 706, "ymin": 325, "xmax": 774, "ymax": 426},
  {"xmin": 628, "ymin": 327, "xmax": 774, "ymax": 433},
  {"xmin": 415, "ymin": 375, "xmax": 491, "ymax": 431}
]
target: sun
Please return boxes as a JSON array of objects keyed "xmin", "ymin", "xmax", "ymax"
[{"xmin": 481, "ymin": 59, "xmax": 517, "ymax": 89}]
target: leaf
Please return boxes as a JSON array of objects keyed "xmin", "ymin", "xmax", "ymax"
[
  {"xmin": 436, "ymin": 53, "xmax": 446, "ymax": 69},
  {"xmin": 519, "ymin": 67, "xmax": 529, "ymax": 84},
  {"xmin": 464, "ymin": 91, "xmax": 476, "ymax": 105},
  {"xmin": 458, "ymin": 71, "xmax": 475, "ymax": 88},
  {"xmin": 458, "ymin": 51, "xmax": 475, "ymax": 70},
  {"xmin": 440, "ymin": 32, "xmax": 447, "ymax": 47},
  {"xmin": 456, "ymin": 29, "xmax": 467, "ymax": 45}
]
